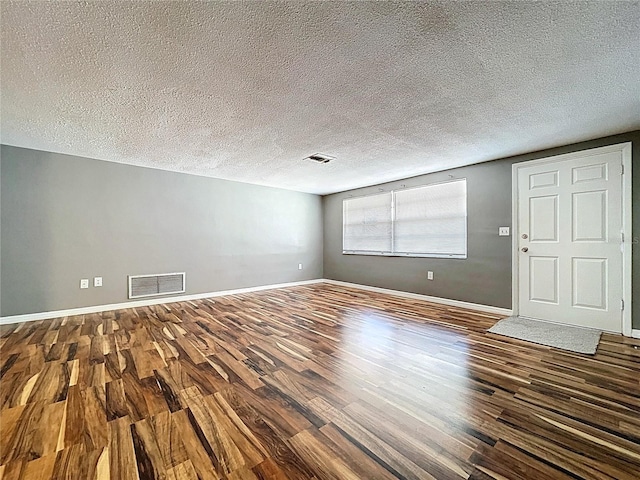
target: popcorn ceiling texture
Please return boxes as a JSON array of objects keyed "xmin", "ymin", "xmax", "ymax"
[{"xmin": 1, "ymin": 1, "xmax": 639, "ymax": 194}]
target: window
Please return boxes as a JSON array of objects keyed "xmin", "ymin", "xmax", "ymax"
[{"xmin": 343, "ymin": 179, "xmax": 467, "ymax": 258}]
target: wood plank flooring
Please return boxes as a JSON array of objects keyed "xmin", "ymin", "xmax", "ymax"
[{"xmin": 0, "ymin": 283, "xmax": 639, "ymax": 479}]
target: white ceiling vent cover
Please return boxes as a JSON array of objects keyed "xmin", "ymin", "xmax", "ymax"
[
  {"xmin": 128, "ymin": 272, "xmax": 186, "ymax": 299},
  {"xmin": 304, "ymin": 153, "xmax": 335, "ymax": 164}
]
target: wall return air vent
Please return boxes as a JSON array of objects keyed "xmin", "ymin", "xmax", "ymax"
[{"xmin": 128, "ymin": 272, "xmax": 186, "ymax": 299}]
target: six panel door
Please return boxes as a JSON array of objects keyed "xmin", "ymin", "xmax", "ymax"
[{"xmin": 517, "ymin": 149, "xmax": 623, "ymax": 332}]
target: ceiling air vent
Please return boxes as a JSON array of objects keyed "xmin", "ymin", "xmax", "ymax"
[
  {"xmin": 128, "ymin": 272, "xmax": 186, "ymax": 299},
  {"xmin": 304, "ymin": 153, "xmax": 335, "ymax": 164}
]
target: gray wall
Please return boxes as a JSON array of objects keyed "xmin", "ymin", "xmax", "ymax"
[
  {"xmin": 324, "ymin": 131, "xmax": 640, "ymax": 329},
  {"xmin": 3, "ymin": 131, "xmax": 638, "ymax": 328},
  {"xmin": 1, "ymin": 145, "xmax": 323, "ymax": 316}
]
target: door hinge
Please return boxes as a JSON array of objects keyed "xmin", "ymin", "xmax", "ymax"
[
  {"xmin": 621, "ymin": 164, "xmax": 624, "ymax": 175},
  {"xmin": 621, "ymin": 299, "xmax": 625, "ymax": 311}
]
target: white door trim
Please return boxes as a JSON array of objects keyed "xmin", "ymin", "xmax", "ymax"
[{"xmin": 511, "ymin": 142, "xmax": 632, "ymax": 336}]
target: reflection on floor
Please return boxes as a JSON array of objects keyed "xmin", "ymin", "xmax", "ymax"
[{"xmin": 1, "ymin": 283, "xmax": 639, "ymax": 479}]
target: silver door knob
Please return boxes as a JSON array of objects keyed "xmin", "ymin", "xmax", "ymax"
[{"xmin": 521, "ymin": 247, "xmax": 529, "ymax": 252}]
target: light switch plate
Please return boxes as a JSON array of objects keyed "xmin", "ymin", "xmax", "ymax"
[
  {"xmin": 499, "ymin": 227, "xmax": 510, "ymax": 236},
  {"xmin": 427, "ymin": 271, "xmax": 434, "ymax": 280},
  {"xmin": 94, "ymin": 277, "xmax": 103, "ymax": 287},
  {"xmin": 80, "ymin": 279, "xmax": 89, "ymax": 289}
]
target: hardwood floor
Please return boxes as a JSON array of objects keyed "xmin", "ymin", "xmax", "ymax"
[{"xmin": 0, "ymin": 283, "xmax": 639, "ymax": 480}]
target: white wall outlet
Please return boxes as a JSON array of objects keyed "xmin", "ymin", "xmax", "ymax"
[
  {"xmin": 427, "ymin": 271, "xmax": 434, "ymax": 280},
  {"xmin": 80, "ymin": 279, "xmax": 89, "ymax": 289},
  {"xmin": 499, "ymin": 226, "xmax": 510, "ymax": 236},
  {"xmin": 298, "ymin": 263, "xmax": 303, "ymax": 270},
  {"xmin": 94, "ymin": 276, "xmax": 103, "ymax": 287}
]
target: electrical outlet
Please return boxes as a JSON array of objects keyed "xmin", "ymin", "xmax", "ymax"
[
  {"xmin": 499, "ymin": 226, "xmax": 510, "ymax": 236},
  {"xmin": 94, "ymin": 277, "xmax": 102, "ymax": 287},
  {"xmin": 427, "ymin": 271, "xmax": 434, "ymax": 280},
  {"xmin": 80, "ymin": 279, "xmax": 89, "ymax": 289},
  {"xmin": 298, "ymin": 263, "xmax": 303, "ymax": 270}
]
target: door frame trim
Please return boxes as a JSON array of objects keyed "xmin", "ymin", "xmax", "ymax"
[{"xmin": 511, "ymin": 142, "xmax": 632, "ymax": 335}]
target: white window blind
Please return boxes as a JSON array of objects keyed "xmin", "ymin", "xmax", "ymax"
[
  {"xmin": 394, "ymin": 180, "xmax": 467, "ymax": 257},
  {"xmin": 343, "ymin": 192, "xmax": 392, "ymax": 253},
  {"xmin": 342, "ymin": 179, "xmax": 467, "ymax": 258}
]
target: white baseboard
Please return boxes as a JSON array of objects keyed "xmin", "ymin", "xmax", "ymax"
[
  {"xmin": 0, "ymin": 278, "xmax": 514, "ymax": 325},
  {"xmin": 0, "ymin": 279, "xmax": 325, "ymax": 325},
  {"xmin": 321, "ymin": 279, "xmax": 513, "ymax": 316},
  {"xmin": 1, "ymin": 276, "xmax": 627, "ymax": 335},
  {"xmin": 632, "ymin": 330, "xmax": 640, "ymax": 339}
]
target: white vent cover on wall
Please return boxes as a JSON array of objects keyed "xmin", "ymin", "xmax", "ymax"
[{"xmin": 128, "ymin": 272, "xmax": 186, "ymax": 299}]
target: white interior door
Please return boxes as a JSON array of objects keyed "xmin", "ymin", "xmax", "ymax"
[{"xmin": 517, "ymin": 148, "xmax": 623, "ymax": 332}]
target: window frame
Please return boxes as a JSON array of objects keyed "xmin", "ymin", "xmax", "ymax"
[{"xmin": 342, "ymin": 178, "xmax": 468, "ymax": 259}]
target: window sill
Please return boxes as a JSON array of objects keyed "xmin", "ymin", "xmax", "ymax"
[{"xmin": 342, "ymin": 251, "xmax": 467, "ymax": 259}]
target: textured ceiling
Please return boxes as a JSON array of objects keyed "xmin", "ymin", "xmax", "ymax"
[{"xmin": 2, "ymin": 1, "xmax": 639, "ymax": 194}]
